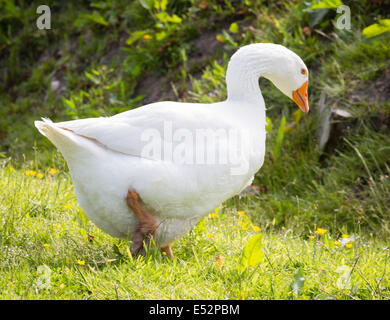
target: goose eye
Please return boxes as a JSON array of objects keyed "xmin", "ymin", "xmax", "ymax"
[{"xmin": 301, "ymin": 68, "xmax": 307, "ymax": 75}]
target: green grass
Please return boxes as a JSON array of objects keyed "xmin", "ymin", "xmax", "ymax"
[
  {"xmin": 1, "ymin": 0, "xmax": 390, "ymax": 300},
  {"xmin": 1, "ymin": 164, "xmax": 389, "ymax": 300}
]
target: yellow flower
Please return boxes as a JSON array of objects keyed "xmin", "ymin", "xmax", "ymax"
[
  {"xmin": 25, "ymin": 170, "xmax": 31, "ymax": 176},
  {"xmin": 207, "ymin": 233, "xmax": 214, "ymax": 238},
  {"xmin": 309, "ymin": 235, "xmax": 315, "ymax": 240},
  {"xmin": 43, "ymin": 243, "xmax": 50, "ymax": 248},
  {"xmin": 345, "ymin": 243, "xmax": 353, "ymax": 249},
  {"xmin": 63, "ymin": 204, "xmax": 71, "ymax": 210},
  {"xmin": 9, "ymin": 167, "xmax": 15, "ymax": 172},
  {"xmin": 253, "ymin": 226, "xmax": 260, "ymax": 232},
  {"xmin": 242, "ymin": 227, "xmax": 248, "ymax": 231},
  {"xmin": 209, "ymin": 213, "xmax": 216, "ymax": 219},
  {"xmin": 36, "ymin": 173, "xmax": 44, "ymax": 179},
  {"xmin": 143, "ymin": 34, "xmax": 152, "ymax": 40},
  {"xmin": 30, "ymin": 170, "xmax": 37, "ymax": 176},
  {"xmin": 237, "ymin": 211, "xmax": 245, "ymax": 216},
  {"xmin": 49, "ymin": 168, "xmax": 57, "ymax": 175},
  {"xmin": 315, "ymin": 228, "xmax": 327, "ymax": 235},
  {"xmin": 281, "ymin": 226, "xmax": 286, "ymax": 231},
  {"xmin": 342, "ymin": 234, "xmax": 349, "ymax": 239},
  {"xmin": 335, "ymin": 241, "xmax": 341, "ymax": 246},
  {"xmin": 65, "ymin": 258, "xmax": 70, "ymax": 264},
  {"xmin": 216, "ymin": 35, "xmax": 225, "ymax": 42},
  {"xmin": 76, "ymin": 259, "xmax": 85, "ymax": 266}
]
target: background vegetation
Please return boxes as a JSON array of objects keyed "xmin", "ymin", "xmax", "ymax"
[{"xmin": 0, "ymin": 0, "xmax": 389, "ymax": 299}]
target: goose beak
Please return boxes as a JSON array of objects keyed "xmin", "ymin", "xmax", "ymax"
[{"xmin": 292, "ymin": 80, "xmax": 309, "ymax": 113}]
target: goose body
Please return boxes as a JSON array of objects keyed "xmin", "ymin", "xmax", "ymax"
[{"xmin": 35, "ymin": 43, "xmax": 309, "ymax": 249}]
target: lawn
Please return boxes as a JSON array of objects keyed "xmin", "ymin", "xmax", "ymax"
[
  {"xmin": 0, "ymin": 165, "xmax": 388, "ymax": 300},
  {"xmin": 0, "ymin": 0, "xmax": 389, "ymax": 300}
]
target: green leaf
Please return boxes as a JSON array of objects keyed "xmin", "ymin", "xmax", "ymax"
[
  {"xmin": 156, "ymin": 11, "xmax": 168, "ymax": 23},
  {"xmin": 85, "ymin": 71, "xmax": 100, "ymax": 85},
  {"xmin": 160, "ymin": 0, "xmax": 168, "ymax": 11},
  {"xmin": 112, "ymin": 244, "xmax": 123, "ymax": 257},
  {"xmin": 167, "ymin": 14, "xmax": 182, "ymax": 24},
  {"xmin": 229, "ymin": 22, "xmax": 239, "ymax": 34},
  {"xmin": 240, "ymin": 234, "xmax": 263, "ymax": 270},
  {"xmin": 362, "ymin": 19, "xmax": 390, "ymax": 39},
  {"xmin": 272, "ymin": 115, "xmax": 286, "ymax": 159},
  {"xmin": 155, "ymin": 31, "xmax": 167, "ymax": 41},
  {"xmin": 310, "ymin": 0, "xmax": 343, "ymax": 10},
  {"xmin": 290, "ymin": 268, "xmax": 305, "ymax": 297},
  {"xmin": 63, "ymin": 98, "xmax": 76, "ymax": 111},
  {"xmin": 265, "ymin": 116, "xmax": 272, "ymax": 133},
  {"xmin": 126, "ymin": 31, "xmax": 146, "ymax": 45},
  {"xmin": 88, "ymin": 11, "xmax": 109, "ymax": 26},
  {"xmin": 138, "ymin": 0, "xmax": 154, "ymax": 10}
]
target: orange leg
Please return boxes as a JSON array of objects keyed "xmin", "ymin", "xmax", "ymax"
[
  {"xmin": 161, "ymin": 245, "xmax": 174, "ymax": 259},
  {"xmin": 126, "ymin": 189, "xmax": 158, "ymax": 255}
]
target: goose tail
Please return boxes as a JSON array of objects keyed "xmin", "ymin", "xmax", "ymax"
[{"xmin": 34, "ymin": 118, "xmax": 88, "ymax": 158}]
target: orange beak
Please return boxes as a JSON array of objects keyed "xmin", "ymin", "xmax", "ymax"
[{"xmin": 292, "ymin": 80, "xmax": 309, "ymax": 113}]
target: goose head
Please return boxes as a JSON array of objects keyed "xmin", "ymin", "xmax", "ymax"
[{"xmin": 226, "ymin": 43, "xmax": 309, "ymax": 113}]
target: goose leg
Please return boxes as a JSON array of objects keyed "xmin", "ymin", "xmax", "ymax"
[
  {"xmin": 126, "ymin": 189, "xmax": 158, "ymax": 255},
  {"xmin": 161, "ymin": 245, "xmax": 174, "ymax": 259}
]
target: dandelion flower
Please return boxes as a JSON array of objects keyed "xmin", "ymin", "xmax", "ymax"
[
  {"xmin": 37, "ymin": 173, "xmax": 44, "ymax": 179},
  {"xmin": 242, "ymin": 227, "xmax": 248, "ymax": 231},
  {"xmin": 9, "ymin": 167, "xmax": 15, "ymax": 172},
  {"xmin": 253, "ymin": 226, "xmax": 260, "ymax": 232},
  {"xmin": 209, "ymin": 213, "xmax": 216, "ymax": 219},
  {"xmin": 335, "ymin": 241, "xmax": 341, "ymax": 246},
  {"xmin": 63, "ymin": 204, "xmax": 71, "ymax": 210},
  {"xmin": 49, "ymin": 168, "xmax": 57, "ymax": 175},
  {"xmin": 345, "ymin": 243, "xmax": 353, "ymax": 249},
  {"xmin": 30, "ymin": 170, "xmax": 37, "ymax": 176},
  {"xmin": 237, "ymin": 211, "xmax": 245, "ymax": 216},
  {"xmin": 25, "ymin": 170, "xmax": 31, "ymax": 176},
  {"xmin": 143, "ymin": 34, "xmax": 152, "ymax": 40},
  {"xmin": 207, "ymin": 233, "xmax": 214, "ymax": 238},
  {"xmin": 43, "ymin": 244, "xmax": 50, "ymax": 248},
  {"xmin": 216, "ymin": 35, "xmax": 225, "ymax": 42},
  {"xmin": 76, "ymin": 259, "xmax": 85, "ymax": 266},
  {"xmin": 309, "ymin": 236, "xmax": 315, "ymax": 240},
  {"xmin": 342, "ymin": 234, "xmax": 349, "ymax": 239},
  {"xmin": 315, "ymin": 228, "xmax": 327, "ymax": 235}
]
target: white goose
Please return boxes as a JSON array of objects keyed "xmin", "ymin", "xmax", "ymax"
[{"xmin": 35, "ymin": 43, "xmax": 309, "ymax": 257}]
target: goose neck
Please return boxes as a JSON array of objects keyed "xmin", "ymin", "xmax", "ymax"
[{"xmin": 226, "ymin": 45, "xmax": 277, "ymax": 103}]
